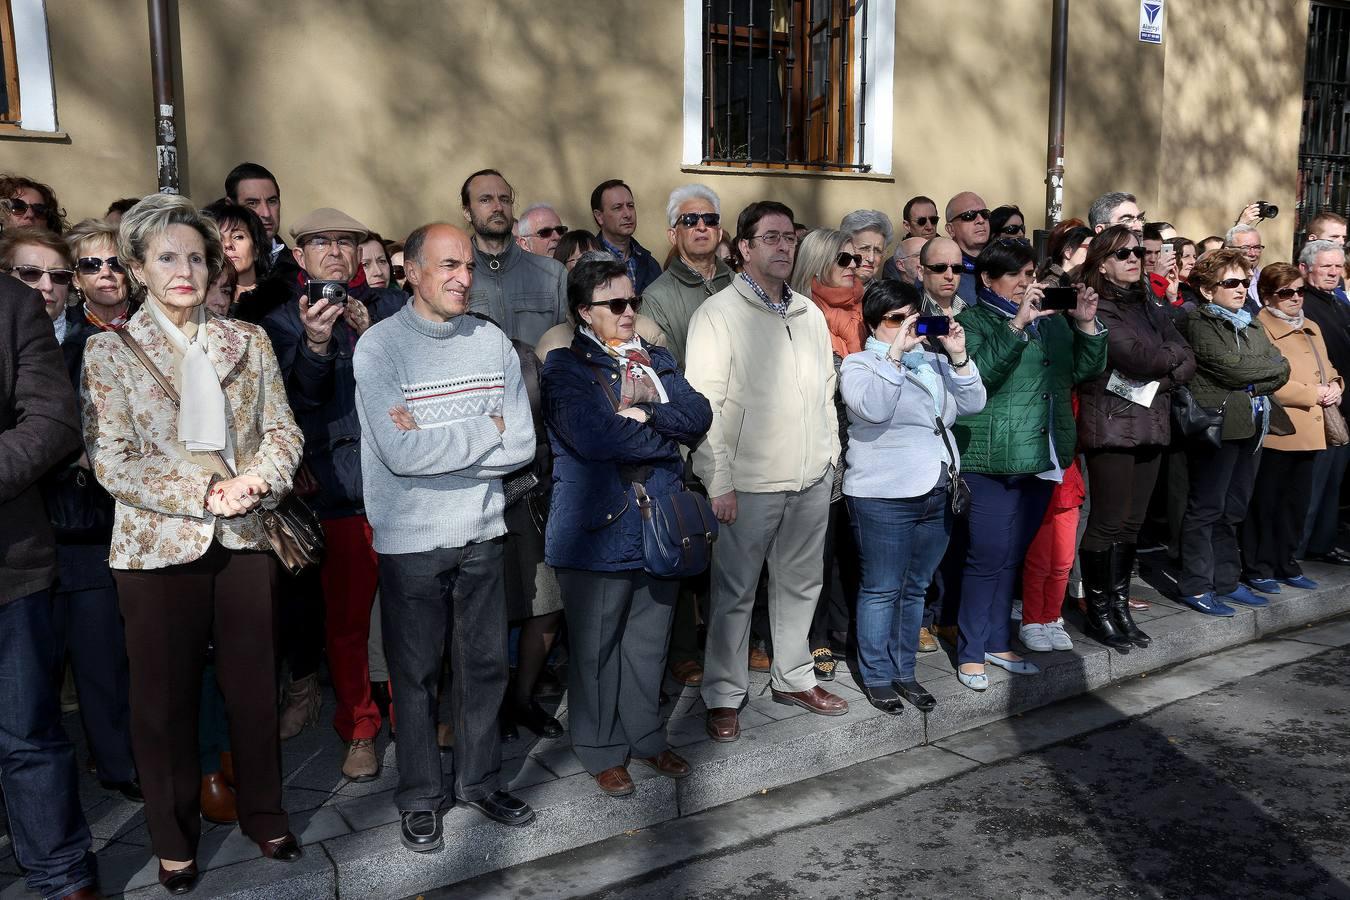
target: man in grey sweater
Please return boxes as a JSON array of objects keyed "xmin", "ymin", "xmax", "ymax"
[{"xmin": 354, "ymin": 223, "xmax": 537, "ymax": 852}]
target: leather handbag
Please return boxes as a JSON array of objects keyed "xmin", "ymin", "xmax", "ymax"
[
  {"xmin": 1303, "ymin": 331, "xmax": 1350, "ymax": 447},
  {"xmin": 117, "ymin": 329, "xmax": 325, "ymax": 575},
  {"xmin": 934, "ymin": 415, "xmax": 971, "ymax": 517},
  {"xmin": 42, "ymin": 464, "xmax": 114, "ymax": 542},
  {"xmin": 1171, "ymin": 385, "xmax": 1225, "ymax": 449}
]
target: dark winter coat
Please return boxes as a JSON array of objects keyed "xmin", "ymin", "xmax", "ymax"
[{"xmin": 1180, "ymin": 306, "xmax": 1290, "ymax": 442}]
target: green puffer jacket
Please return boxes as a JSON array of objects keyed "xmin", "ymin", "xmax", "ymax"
[
  {"xmin": 1180, "ymin": 306, "xmax": 1290, "ymax": 441},
  {"xmin": 953, "ymin": 302, "xmax": 1108, "ymax": 475}
]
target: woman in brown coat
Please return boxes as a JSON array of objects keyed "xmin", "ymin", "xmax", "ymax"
[{"xmin": 1241, "ymin": 263, "xmax": 1342, "ymax": 594}]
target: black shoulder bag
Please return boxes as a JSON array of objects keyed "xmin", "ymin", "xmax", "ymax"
[{"xmin": 934, "ymin": 415, "xmax": 972, "ymax": 517}]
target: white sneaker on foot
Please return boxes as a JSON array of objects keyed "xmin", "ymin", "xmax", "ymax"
[
  {"xmin": 1019, "ymin": 622, "xmax": 1052, "ymax": 652},
  {"xmin": 1046, "ymin": 618, "xmax": 1074, "ymax": 650}
]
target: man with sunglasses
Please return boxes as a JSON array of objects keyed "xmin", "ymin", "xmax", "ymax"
[
  {"xmin": 642, "ymin": 185, "xmax": 733, "ymax": 369},
  {"xmin": 514, "ymin": 204, "xmax": 569, "ymax": 257},
  {"xmin": 943, "ymin": 192, "xmax": 991, "ymax": 305},
  {"xmin": 902, "ymin": 195, "xmax": 940, "ymax": 240},
  {"xmin": 591, "ymin": 179, "xmax": 663, "ymax": 294},
  {"xmin": 463, "ymin": 169, "xmax": 568, "ymax": 347},
  {"xmin": 686, "ymin": 200, "xmax": 848, "ymax": 742},
  {"xmin": 1088, "ymin": 191, "xmax": 1146, "ymax": 237},
  {"xmin": 918, "ymin": 237, "xmax": 967, "ymax": 319}
]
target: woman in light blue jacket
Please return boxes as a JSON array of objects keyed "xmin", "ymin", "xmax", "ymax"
[{"xmin": 841, "ymin": 278, "xmax": 986, "ymax": 713}]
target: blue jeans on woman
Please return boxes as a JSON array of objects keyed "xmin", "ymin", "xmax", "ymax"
[{"xmin": 847, "ymin": 491, "xmax": 953, "ymax": 687}]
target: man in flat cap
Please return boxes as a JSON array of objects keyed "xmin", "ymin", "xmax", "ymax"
[{"xmin": 261, "ymin": 207, "xmax": 406, "ymax": 783}]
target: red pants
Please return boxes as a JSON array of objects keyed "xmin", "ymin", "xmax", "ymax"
[
  {"xmin": 321, "ymin": 515, "xmax": 381, "ymax": 741},
  {"xmin": 1022, "ymin": 502, "xmax": 1081, "ymax": 625}
]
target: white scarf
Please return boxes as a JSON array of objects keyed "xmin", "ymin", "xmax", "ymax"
[
  {"xmin": 1266, "ymin": 306, "xmax": 1305, "ymax": 329},
  {"xmin": 144, "ymin": 296, "xmax": 232, "ymax": 461},
  {"xmin": 579, "ymin": 326, "xmax": 669, "ymax": 403}
]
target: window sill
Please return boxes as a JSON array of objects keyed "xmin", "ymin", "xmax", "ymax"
[
  {"xmin": 0, "ymin": 127, "xmax": 70, "ymax": 142},
  {"xmin": 680, "ymin": 164, "xmax": 894, "ymax": 183}
]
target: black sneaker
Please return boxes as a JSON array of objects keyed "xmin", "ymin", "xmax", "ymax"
[
  {"xmin": 400, "ymin": 810, "xmax": 443, "ymax": 852},
  {"xmin": 892, "ymin": 680, "xmax": 937, "ymax": 712}
]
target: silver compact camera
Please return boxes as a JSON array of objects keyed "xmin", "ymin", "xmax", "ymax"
[{"xmin": 306, "ymin": 280, "xmax": 348, "ymax": 307}]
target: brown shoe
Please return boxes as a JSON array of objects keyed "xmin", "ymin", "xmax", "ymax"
[
  {"xmin": 219, "ymin": 750, "xmax": 235, "ymax": 788},
  {"xmin": 668, "ymin": 659, "xmax": 704, "ymax": 686},
  {"xmin": 595, "ymin": 765, "xmax": 635, "ymax": 797},
  {"xmin": 706, "ymin": 707, "xmax": 740, "ymax": 742},
  {"xmin": 933, "ymin": 625, "xmax": 959, "ymax": 645},
  {"xmin": 770, "ymin": 686, "xmax": 849, "ymax": 716},
  {"xmin": 200, "ymin": 772, "xmax": 237, "ymax": 825},
  {"xmin": 748, "ymin": 646, "xmax": 772, "ymax": 672},
  {"xmin": 917, "ymin": 627, "xmax": 939, "ymax": 653},
  {"xmin": 278, "ymin": 673, "xmax": 321, "ymax": 741},
  {"xmin": 342, "ymin": 738, "xmax": 380, "ymax": 782},
  {"xmin": 437, "ymin": 721, "xmax": 455, "ymax": 752},
  {"xmin": 634, "ymin": 749, "xmax": 691, "ymax": 779}
]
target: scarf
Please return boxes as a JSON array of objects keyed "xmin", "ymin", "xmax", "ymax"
[
  {"xmin": 1266, "ymin": 306, "xmax": 1305, "ymax": 329},
  {"xmin": 978, "ymin": 285, "xmax": 1038, "ymax": 337},
  {"xmin": 144, "ymin": 295, "xmax": 230, "ymax": 456},
  {"xmin": 52, "ymin": 309, "xmax": 68, "ymax": 344},
  {"xmin": 866, "ymin": 336, "xmax": 942, "ymax": 414},
  {"xmin": 1204, "ymin": 302, "xmax": 1251, "ymax": 332},
  {"xmin": 84, "ymin": 302, "xmax": 131, "ymax": 331},
  {"xmin": 580, "ymin": 326, "xmax": 669, "ymax": 407},
  {"xmin": 812, "ymin": 277, "xmax": 866, "ymax": 356}
]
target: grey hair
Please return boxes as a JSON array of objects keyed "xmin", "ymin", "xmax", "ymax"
[
  {"xmin": 1225, "ymin": 223, "xmax": 1259, "ymax": 245},
  {"xmin": 789, "ymin": 228, "xmax": 851, "ymax": 296},
  {"xmin": 839, "ymin": 209, "xmax": 893, "ymax": 247},
  {"xmin": 515, "ymin": 203, "xmax": 559, "ymax": 237},
  {"xmin": 117, "ymin": 193, "xmax": 224, "ymax": 285},
  {"xmin": 665, "ymin": 184, "xmax": 721, "ymax": 227},
  {"xmin": 1299, "ymin": 239, "xmax": 1346, "ymax": 268},
  {"xmin": 1087, "ymin": 191, "xmax": 1137, "ymax": 227},
  {"xmin": 66, "ymin": 217, "xmax": 121, "ymax": 258}
]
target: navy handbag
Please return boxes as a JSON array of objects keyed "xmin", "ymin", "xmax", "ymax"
[{"xmin": 633, "ymin": 481, "xmax": 719, "ymax": 579}]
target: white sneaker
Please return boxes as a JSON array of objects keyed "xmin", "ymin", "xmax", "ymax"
[
  {"xmin": 1019, "ymin": 622, "xmax": 1052, "ymax": 652},
  {"xmin": 1046, "ymin": 618, "xmax": 1074, "ymax": 651}
]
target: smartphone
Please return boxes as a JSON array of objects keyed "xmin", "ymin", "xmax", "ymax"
[
  {"xmin": 914, "ymin": 315, "xmax": 950, "ymax": 337},
  {"xmin": 1041, "ymin": 286, "xmax": 1077, "ymax": 311}
]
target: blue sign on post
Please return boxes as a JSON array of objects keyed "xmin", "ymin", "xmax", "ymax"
[{"xmin": 1140, "ymin": 0, "xmax": 1164, "ymax": 44}]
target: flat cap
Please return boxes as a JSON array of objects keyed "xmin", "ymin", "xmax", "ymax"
[{"xmin": 289, "ymin": 207, "xmax": 370, "ymax": 243}]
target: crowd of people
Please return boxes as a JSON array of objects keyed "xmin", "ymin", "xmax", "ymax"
[{"xmin": 2, "ymin": 163, "xmax": 1348, "ymax": 898}]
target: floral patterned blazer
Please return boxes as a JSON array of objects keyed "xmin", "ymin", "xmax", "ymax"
[{"xmin": 81, "ymin": 306, "xmax": 303, "ymax": 570}]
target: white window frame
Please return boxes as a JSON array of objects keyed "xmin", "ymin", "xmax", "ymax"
[{"xmin": 6, "ymin": 0, "xmax": 57, "ymax": 132}]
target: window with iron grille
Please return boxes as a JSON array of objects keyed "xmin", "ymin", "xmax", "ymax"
[
  {"xmin": 1297, "ymin": 1, "xmax": 1350, "ymax": 239},
  {"xmin": 702, "ymin": 0, "xmax": 870, "ymax": 171}
]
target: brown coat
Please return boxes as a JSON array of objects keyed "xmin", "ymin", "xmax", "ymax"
[{"xmin": 1258, "ymin": 308, "xmax": 1343, "ymax": 452}]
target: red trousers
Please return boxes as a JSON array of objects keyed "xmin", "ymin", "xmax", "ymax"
[
  {"xmin": 321, "ymin": 515, "xmax": 381, "ymax": 741},
  {"xmin": 1022, "ymin": 502, "xmax": 1081, "ymax": 625}
]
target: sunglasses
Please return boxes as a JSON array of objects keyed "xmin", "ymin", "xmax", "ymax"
[
  {"xmin": 1110, "ymin": 247, "xmax": 1147, "ymax": 261},
  {"xmin": 954, "ymin": 209, "xmax": 991, "ymax": 223},
  {"xmin": 587, "ymin": 296, "xmax": 643, "ymax": 315},
  {"xmin": 391, "ymin": 264, "xmax": 406, "ymax": 281},
  {"xmin": 76, "ymin": 256, "xmax": 125, "ymax": 276},
  {"xmin": 4, "ymin": 197, "xmax": 50, "ymax": 218},
  {"xmin": 7, "ymin": 265, "xmax": 74, "ymax": 286},
  {"xmin": 999, "ymin": 224, "xmax": 1026, "ymax": 235},
  {"xmin": 677, "ymin": 212, "xmax": 721, "ymax": 229},
  {"xmin": 534, "ymin": 225, "xmax": 569, "ymax": 239},
  {"xmin": 1271, "ymin": 286, "xmax": 1305, "ymax": 300},
  {"xmin": 1218, "ymin": 277, "xmax": 1252, "ymax": 290},
  {"xmin": 836, "ymin": 252, "xmax": 863, "ymax": 269},
  {"xmin": 911, "ymin": 215, "xmax": 939, "ymax": 227},
  {"xmin": 880, "ymin": 311, "xmax": 912, "ymax": 324},
  {"xmin": 923, "ymin": 262, "xmax": 963, "ymax": 275}
]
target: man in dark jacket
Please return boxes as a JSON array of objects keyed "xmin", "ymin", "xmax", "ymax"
[
  {"xmin": 226, "ymin": 161, "xmax": 301, "ymax": 284},
  {"xmin": 1298, "ymin": 240, "xmax": 1350, "ymax": 563},
  {"xmin": 0, "ymin": 278, "xmax": 99, "ymax": 900},
  {"xmin": 592, "ymin": 178, "xmax": 663, "ymax": 294},
  {"xmin": 943, "ymin": 191, "xmax": 990, "ymax": 306},
  {"xmin": 262, "ymin": 206, "xmax": 405, "ymax": 781}
]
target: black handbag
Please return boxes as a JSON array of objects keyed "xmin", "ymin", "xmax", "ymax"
[
  {"xmin": 934, "ymin": 415, "xmax": 971, "ymax": 517},
  {"xmin": 1171, "ymin": 385, "xmax": 1225, "ymax": 449},
  {"xmin": 42, "ymin": 464, "xmax": 114, "ymax": 542}
]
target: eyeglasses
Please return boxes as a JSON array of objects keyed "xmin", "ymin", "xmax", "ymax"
[
  {"xmin": 1113, "ymin": 213, "xmax": 1147, "ymax": 225},
  {"xmin": 3, "ymin": 197, "xmax": 50, "ymax": 219},
  {"xmin": 1270, "ymin": 286, "xmax": 1305, "ymax": 300},
  {"xmin": 1110, "ymin": 247, "xmax": 1147, "ymax": 261},
  {"xmin": 534, "ymin": 225, "xmax": 569, "ymax": 239},
  {"xmin": 747, "ymin": 231, "xmax": 797, "ymax": 247},
  {"xmin": 677, "ymin": 212, "xmax": 720, "ymax": 229},
  {"xmin": 587, "ymin": 296, "xmax": 643, "ymax": 315},
  {"xmin": 1218, "ymin": 277, "xmax": 1252, "ymax": 290},
  {"xmin": 880, "ymin": 311, "xmax": 911, "ymax": 324},
  {"xmin": 954, "ymin": 209, "xmax": 991, "ymax": 223},
  {"xmin": 911, "ymin": 216, "xmax": 939, "ymax": 228},
  {"xmin": 7, "ymin": 265, "xmax": 74, "ymax": 286},
  {"xmin": 391, "ymin": 264, "xmax": 405, "ymax": 281},
  {"xmin": 1240, "ymin": 244, "xmax": 1266, "ymax": 253},
  {"xmin": 999, "ymin": 224, "xmax": 1026, "ymax": 236},
  {"xmin": 836, "ymin": 252, "xmax": 863, "ymax": 269},
  {"xmin": 76, "ymin": 256, "xmax": 125, "ymax": 276},
  {"xmin": 304, "ymin": 235, "xmax": 358, "ymax": 252},
  {"xmin": 923, "ymin": 262, "xmax": 964, "ymax": 275}
]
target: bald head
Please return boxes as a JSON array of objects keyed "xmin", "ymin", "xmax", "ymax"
[
  {"xmin": 405, "ymin": 223, "xmax": 475, "ymax": 321},
  {"xmin": 895, "ymin": 236, "xmax": 928, "ymax": 282},
  {"xmin": 944, "ymin": 192, "xmax": 989, "ymax": 257},
  {"xmin": 920, "ymin": 237, "xmax": 963, "ymax": 306}
]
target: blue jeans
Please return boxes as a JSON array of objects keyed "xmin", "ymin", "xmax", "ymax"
[
  {"xmin": 847, "ymin": 491, "xmax": 953, "ymax": 685},
  {"xmin": 0, "ymin": 590, "xmax": 95, "ymax": 899}
]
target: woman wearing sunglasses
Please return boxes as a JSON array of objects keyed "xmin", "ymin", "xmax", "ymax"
[
  {"xmin": 542, "ymin": 254, "xmax": 711, "ymax": 798},
  {"xmin": 1177, "ymin": 249, "xmax": 1289, "ymax": 617},
  {"xmin": 1240, "ymin": 264, "xmax": 1340, "ymax": 596},
  {"xmin": 1074, "ymin": 225, "xmax": 1196, "ymax": 650},
  {"xmin": 989, "ymin": 205, "xmax": 1027, "ymax": 241},
  {"xmin": 0, "ymin": 173, "xmax": 67, "ymax": 234},
  {"xmin": 1, "ymin": 226, "xmax": 75, "ymax": 330}
]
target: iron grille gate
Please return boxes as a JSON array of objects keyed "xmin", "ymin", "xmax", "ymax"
[
  {"xmin": 1297, "ymin": 1, "xmax": 1350, "ymax": 242},
  {"xmin": 702, "ymin": 0, "xmax": 870, "ymax": 170}
]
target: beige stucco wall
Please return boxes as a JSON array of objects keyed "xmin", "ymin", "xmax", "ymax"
[{"xmin": 2, "ymin": 0, "xmax": 1309, "ymax": 256}]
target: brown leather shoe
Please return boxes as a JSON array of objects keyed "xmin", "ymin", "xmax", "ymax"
[
  {"xmin": 200, "ymin": 771, "xmax": 238, "ymax": 825},
  {"xmin": 595, "ymin": 765, "xmax": 635, "ymax": 797},
  {"xmin": 668, "ymin": 659, "xmax": 704, "ymax": 686},
  {"xmin": 278, "ymin": 673, "xmax": 321, "ymax": 740},
  {"xmin": 706, "ymin": 707, "xmax": 740, "ymax": 742},
  {"xmin": 219, "ymin": 750, "xmax": 235, "ymax": 788},
  {"xmin": 771, "ymin": 686, "xmax": 849, "ymax": 716},
  {"xmin": 748, "ymin": 646, "xmax": 772, "ymax": 672},
  {"xmin": 634, "ymin": 749, "xmax": 691, "ymax": 779},
  {"xmin": 342, "ymin": 738, "xmax": 380, "ymax": 782},
  {"xmin": 917, "ymin": 626, "xmax": 939, "ymax": 653}
]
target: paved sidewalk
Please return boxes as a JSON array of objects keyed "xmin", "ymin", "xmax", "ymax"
[{"xmin": 3, "ymin": 556, "xmax": 1350, "ymax": 898}]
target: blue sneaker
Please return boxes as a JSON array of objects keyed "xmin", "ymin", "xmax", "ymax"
[
  {"xmin": 1245, "ymin": 578, "xmax": 1283, "ymax": 594},
  {"xmin": 1281, "ymin": 575, "xmax": 1319, "ymax": 590},
  {"xmin": 1179, "ymin": 592, "xmax": 1237, "ymax": 617},
  {"xmin": 1220, "ymin": 585, "xmax": 1268, "ymax": 607}
]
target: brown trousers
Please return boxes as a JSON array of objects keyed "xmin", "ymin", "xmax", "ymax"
[{"xmin": 115, "ymin": 543, "xmax": 288, "ymax": 861}]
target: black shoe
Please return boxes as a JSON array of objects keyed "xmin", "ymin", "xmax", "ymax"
[
  {"xmin": 465, "ymin": 789, "xmax": 536, "ymax": 827},
  {"xmin": 370, "ymin": 680, "xmax": 392, "ymax": 724},
  {"xmin": 1309, "ymin": 548, "xmax": 1350, "ymax": 566},
  {"xmin": 158, "ymin": 861, "xmax": 199, "ymax": 895},
  {"xmin": 1080, "ymin": 548, "xmax": 1133, "ymax": 653},
  {"xmin": 862, "ymin": 684, "xmax": 904, "ymax": 715},
  {"xmin": 400, "ymin": 810, "xmax": 443, "ymax": 852},
  {"xmin": 499, "ymin": 715, "xmax": 519, "ymax": 743},
  {"xmin": 509, "ymin": 699, "xmax": 563, "ymax": 739},
  {"xmin": 101, "ymin": 779, "xmax": 145, "ymax": 803},
  {"xmin": 892, "ymin": 680, "xmax": 937, "ymax": 712}
]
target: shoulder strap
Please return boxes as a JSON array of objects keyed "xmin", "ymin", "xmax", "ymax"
[
  {"xmin": 1301, "ymin": 329, "xmax": 1330, "ymax": 386},
  {"xmin": 934, "ymin": 415, "xmax": 961, "ymax": 478}
]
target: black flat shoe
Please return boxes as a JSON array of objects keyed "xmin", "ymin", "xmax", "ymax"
[
  {"xmin": 400, "ymin": 810, "xmax": 443, "ymax": 852},
  {"xmin": 892, "ymin": 680, "xmax": 937, "ymax": 712},
  {"xmin": 465, "ymin": 789, "xmax": 536, "ymax": 827},
  {"xmin": 510, "ymin": 699, "xmax": 563, "ymax": 739},
  {"xmin": 158, "ymin": 861, "xmax": 198, "ymax": 895},
  {"xmin": 862, "ymin": 684, "xmax": 904, "ymax": 715},
  {"xmin": 101, "ymin": 779, "xmax": 145, "ymax": 803}
]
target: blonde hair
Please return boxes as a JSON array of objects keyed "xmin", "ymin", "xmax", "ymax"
[
  {"xmin": 790, "ymin": 228, "xmax": 851, "ymax": 296},
  {"xmin": 117, "ymin": 193, "xmax": 225, "ymax": 285},
  {"xmin": 65, "ymin": 218, "xmax": 120, "ymax": 260}
]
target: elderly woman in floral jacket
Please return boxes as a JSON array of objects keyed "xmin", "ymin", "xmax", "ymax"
[{"xmin": 81, "ymin": 194, "xmax": 304, "ymax": 893}]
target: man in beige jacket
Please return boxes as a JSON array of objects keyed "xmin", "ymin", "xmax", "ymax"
[{"xmin": 685, "ymin": 200, "xmax": 847, "ymax": 742}]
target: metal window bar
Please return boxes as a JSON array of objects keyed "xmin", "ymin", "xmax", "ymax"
[{"xmin": 1297, "ymin": 1, "xmax": 1350, "ymax": 244}]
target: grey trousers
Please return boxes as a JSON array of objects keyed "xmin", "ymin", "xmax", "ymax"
[
  {"xmin": 701, "ymin": 474, "xmax": 832, "ymax": 709},
  {"xmin": 556, "ymin": 567, "xmax": 677, "ymax": 775}
]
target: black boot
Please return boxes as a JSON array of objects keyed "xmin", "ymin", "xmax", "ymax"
[
  {"xmin": 1108, "ymin": 543, "xmax": 1151, "ymax": 648},
  {"xmin": 1080, "ymin": 547, "xmax": 1132, "ymax": 653}
]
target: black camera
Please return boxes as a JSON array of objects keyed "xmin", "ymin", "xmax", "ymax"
[
  {"xmin": 1256, "ymin": 201, "xmax": 1279, "ymax": 220},
  {"xmin": 915, "ymin": 316, "xmax": 950, "ymax": 337},
  {"xmin": 306, "ymin": 280, "xmax": 348, "ymax": 307}
]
